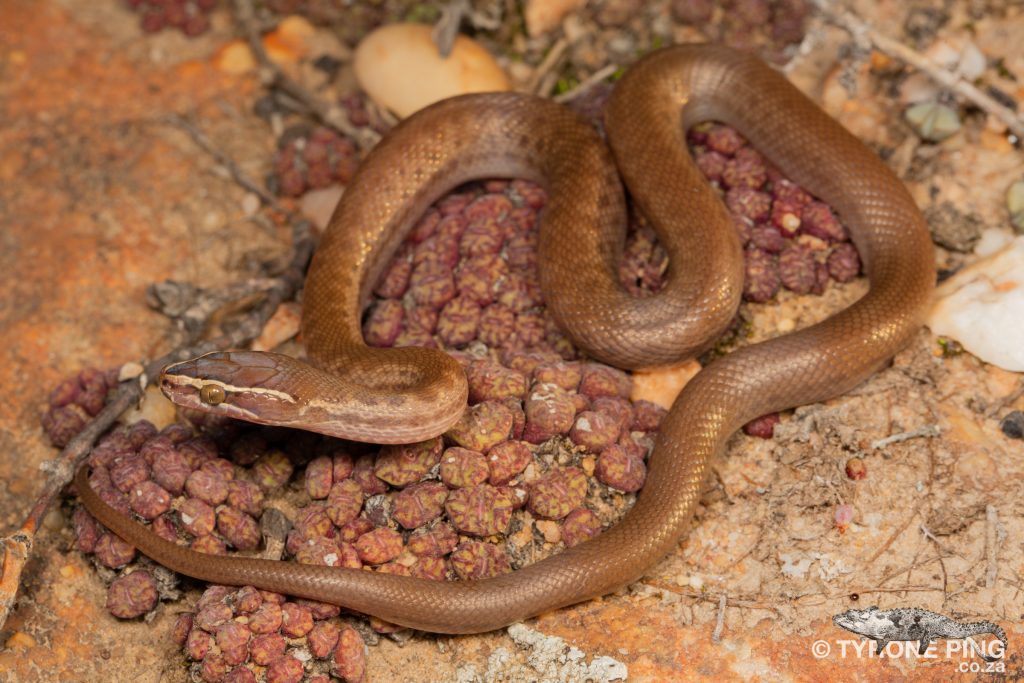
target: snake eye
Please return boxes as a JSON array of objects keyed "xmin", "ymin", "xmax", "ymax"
[{"xmin": 199, "ymin": 384, "xmax": 226, "ymax": 405}]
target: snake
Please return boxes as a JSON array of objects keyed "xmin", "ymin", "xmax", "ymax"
[{"xmin": 75, "ymin": 44, "xmax": 935, "ymax": 634}]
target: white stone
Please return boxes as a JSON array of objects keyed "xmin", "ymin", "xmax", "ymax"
[
  {"xmin": 299, "ymin": 185, "xmax": 344, "ymax": 232},
  {"xmin": 927, "ymin": 234, "xmax": 1024, "ymax": 371},
  {"xmin": 353, "ymin": 23, "xmax": 510, "ymax": 118}
]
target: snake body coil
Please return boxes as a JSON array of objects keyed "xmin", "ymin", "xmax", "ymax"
[{"xmin": 76, "ymin": 45, "xmax": 935, "ymax": 634}]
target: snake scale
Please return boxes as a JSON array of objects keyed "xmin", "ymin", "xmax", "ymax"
[{"xmin": 76, "ymin": 45, "xmax": 935, "ymax": 634}]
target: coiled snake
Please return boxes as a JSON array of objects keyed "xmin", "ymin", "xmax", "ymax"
[{"xmin": 76, "ymin": 45, "xmax": 935, "ymax": 634}]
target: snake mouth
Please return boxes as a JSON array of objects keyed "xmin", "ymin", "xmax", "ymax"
[
  {"xmin": 159, "ymin": 368, "xmax": 211, "ymax": 412},
  {"xmin": 159, "ymin": 353, "xmax": 302, "ymax": 428}
]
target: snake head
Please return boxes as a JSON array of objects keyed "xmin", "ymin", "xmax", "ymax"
[{"xmin": 159, "ymin": 351, "xmax": 301, "ymax": 424}]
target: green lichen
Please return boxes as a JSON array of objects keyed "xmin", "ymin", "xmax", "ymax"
[
  {"xmin": 937, "ymin": 337, "xmax": 964, "ymax": 358},
  {"xmin": 403, "ymin": 3, "xmax": 440, "ymax": 23}
]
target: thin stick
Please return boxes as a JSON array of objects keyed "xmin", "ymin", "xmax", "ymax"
[
  {"xmin": 870, "ymin": 424, "xmax": 940, "ymax": 450},
  {"xmin": 712, "ymin": 593, "xmax": 727, "ymax": 642},
  {"xmin": 164, "ymin": 114, "xmax": 292, "ymax": 216},
  {"xmin": 985, "ymin": 505, "xmax": 1004, "ymax": 592},
  {"xmin": 234, "ymin": 0, "xmax": 380, "ymax": 149},
  {"xmin": 815, "ymin": 0, "xmax": 1024, "ymax": 139},
  {"xmin": 553, "ymin": 64, "xmax": 619, "ymax": 103},
  {"xmin": 528, "ymin": 37, "xmax": 569, "ymax": 95},
  {"xmin": 864, "ymin": 505, "xmax": 919, "ymax": 565}
]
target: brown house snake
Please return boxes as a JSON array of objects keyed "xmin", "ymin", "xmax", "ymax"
[{"xmin": 76, "ymin": 45, "xmax": 935, "ymax": 634}]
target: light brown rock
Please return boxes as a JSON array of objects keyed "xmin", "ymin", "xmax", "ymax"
[{"xmin": 353, "ymin": 23, "xmax": 510, "ymax": 118}]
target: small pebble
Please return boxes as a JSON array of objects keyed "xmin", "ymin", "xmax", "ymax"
[
  {"xmin": 353, "ymin": 23, "xmax": 510, "ymax": 118},
  {"xmin": 535, "ymin": 519, "xmax": 561, "ymax": 544},
  {"xmin": 1000, "ymin": 411, "xmax": 1024, "ymax": 439},
  {"xmin": 905, "ymin": 101, "xmax": 961, "ymax": 142},
  {"xmin": 845, "ymin": 457, "xmax": 867, "ymax": 480}
]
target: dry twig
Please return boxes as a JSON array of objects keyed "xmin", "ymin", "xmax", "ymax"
[
  {"xmin": 864, "ymin": 504, "xmax": 920, "ymax": 566},
  {"xmin": 553, "ymin": 64, "xmax": 620, "ymax": 103},
  {"xmin": 528, "ymin": 37, "xmax": 570, "ymax": 96},
  {"xmin": 985, "ymin": 505, "xmax": 1005, "ymax": 594},
  {"xmin": 870, "ymin": 424, "xmax": 940, "ymax": 449},
  {"xmin": 712, "ymin": 593, "xmax": 727, "ymax": 642},
  {"xmin": 234, "ymin": 0, "xmax": 380, "ymax": 150}
]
